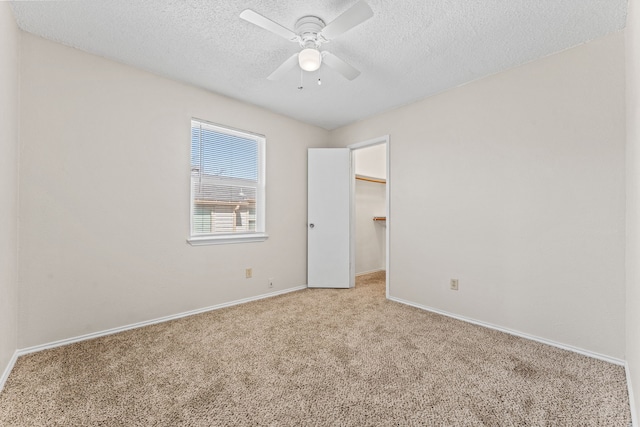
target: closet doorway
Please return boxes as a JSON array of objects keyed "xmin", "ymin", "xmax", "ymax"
[{"xmin": 349, "ymin": 136, "xmax": 389, "ymax": 297}]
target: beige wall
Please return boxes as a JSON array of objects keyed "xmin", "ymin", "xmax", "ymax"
[
  {"xmin": 627, "ymin": 0, "xmax": 640, "ymax": 419},
  {"xmin": 0, "ymin": 3, "xmax": 20, "ymax": 382},
  {"xmin": 331, "ymin": 33, "xmax": 626, "ymax": 359},
  {"xmin": 18, "ymin": 33, "xmax": 329, "ymax": 348}
]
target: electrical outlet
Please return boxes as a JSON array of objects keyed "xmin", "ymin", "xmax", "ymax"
[
  {"xmin": 268, "ymin": 278, "xmax": 274, "ymax": 288},
  {"xmin": 450, "ymin": 279, "xmax": 459, "ymax": 291},
  {"xmin": 245, "ymin": 268, "xmax": 252, "ymax": 279}
]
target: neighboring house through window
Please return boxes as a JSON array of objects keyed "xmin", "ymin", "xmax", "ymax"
[{"xmin": 188, "ymin": 119, "xmax": 267, "ymax": 245}]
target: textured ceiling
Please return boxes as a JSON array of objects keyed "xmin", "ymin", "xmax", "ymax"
[{"xmin": 10, "ymin": 1, "xmax": 627, "ymax": 130}]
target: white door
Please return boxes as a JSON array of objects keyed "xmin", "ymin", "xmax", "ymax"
[{"xmin": 308, "ymin": 148, "xmax": 353, "ymax": 288}]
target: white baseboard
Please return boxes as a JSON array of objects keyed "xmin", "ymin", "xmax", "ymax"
[
  {"xmin": 627, "ymin": 361, "xmax": 638, "ymax": 427},
  {"xmin": 0, "ymin": 350, "xmax": 19, "ymax": 394},
  {"xmin": 388, "ymin": 296, "xmax": 625, "ymax": 366},
  {"xmin": 18, "ymin": 285, "xmax": 307, "ymax": 356},
  {"xmin": 356, "ymin": 268, "xmax": 385, "ymax": 277}
]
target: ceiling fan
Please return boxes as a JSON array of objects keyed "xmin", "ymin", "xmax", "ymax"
[{"xmin": 240, "ymin": 1, "xmax": 373, "ymax": 81}]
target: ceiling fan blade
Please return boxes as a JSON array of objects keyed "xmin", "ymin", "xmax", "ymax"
[
  {"xmin": 320, "ymin": 1, "xmax": 373, "ymax": 40},
  {"xmin": 240, "ymin": 9, "xmax": 298, "ymax": 41},
  {"xmin": 322, "ymin": 52, "xmax": 361, "ymax": 80},
  {"xmin": 267, "ymin": 53, "xmax": 300, "ymax": 81}
]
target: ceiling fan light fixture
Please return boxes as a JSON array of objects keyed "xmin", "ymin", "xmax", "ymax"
[{"xmin": 298, "ymin": 48, "xmax": 322, "ymax": 71}]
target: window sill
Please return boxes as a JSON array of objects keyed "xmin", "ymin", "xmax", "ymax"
[{"xmin": 187, "ymin": 233, "xmax": 269, "ymax": 246}]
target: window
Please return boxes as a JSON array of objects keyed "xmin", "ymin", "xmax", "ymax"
[{"xmin": 188, "ymin": 119, "xmax": 267, "ymax": 245}]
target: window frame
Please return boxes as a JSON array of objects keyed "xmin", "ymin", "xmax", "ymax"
[{"xmin": 187, "ymin": 118, "xmax": 267, "ymax": 246}]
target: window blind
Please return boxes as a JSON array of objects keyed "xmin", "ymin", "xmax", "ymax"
[{"xmin": 190, "ymin": 120, "xmax": 264, "ymax": 237}]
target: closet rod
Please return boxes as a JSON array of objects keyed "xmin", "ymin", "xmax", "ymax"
[{"xmin": 355, "ymin": 175, "xmax": 386, "ymax": 184}]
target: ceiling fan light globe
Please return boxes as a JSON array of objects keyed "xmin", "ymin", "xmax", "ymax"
[{"xmin": 298, "ymin": 48, "xmax": 322, "ymax": 71}]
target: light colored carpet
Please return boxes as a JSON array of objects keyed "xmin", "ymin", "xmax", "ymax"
[{"xmin": 0, "ymin": 272, "xmax": 631, "ymax": 426}]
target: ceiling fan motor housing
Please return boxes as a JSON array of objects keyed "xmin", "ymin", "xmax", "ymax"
[{"xmin": 295, "ymin": 16, "xmax": 326, "ymax": 48}]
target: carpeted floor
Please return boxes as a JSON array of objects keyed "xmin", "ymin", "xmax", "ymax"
[{"xmin": 0, "ymin": 271, "xmax": 632, "ymax": 426}]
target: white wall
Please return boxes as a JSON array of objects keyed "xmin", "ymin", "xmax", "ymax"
[
  {"xmin": 355, "ymin": 179, "xmax": 386, "ymax": 275},
  {"xmin": 355, "ymin": 143, "xmax": 386, "ymax": 179},
  {"xmin": 18, "ymin": 33, "xmax": 329, "ymax": 348},
  {"xmin": 331, "ymin": 33, "xmax": 626, "ymax": 359},
  {"xmin": 0, "ymin": 3, "xmax": 20, "ymax": 383},
  {"xmin": 626, "ymin": 0, "xmax": 640, "ymax": 419}
]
